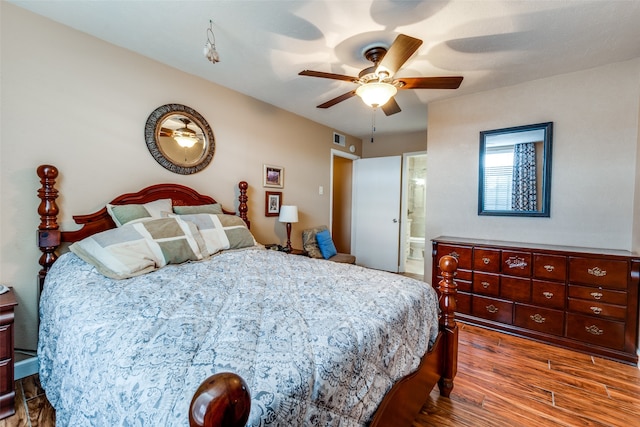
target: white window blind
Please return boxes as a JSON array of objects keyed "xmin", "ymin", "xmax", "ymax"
[{"xmin": 484, "ymin": 145, "xmax": 514, "ymax": 210}]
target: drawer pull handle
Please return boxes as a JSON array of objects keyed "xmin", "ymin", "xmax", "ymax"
[
  {"xmin": 486, "ymin": 304, "xmax": 499, "ymax": 313},
  {"xmin": 544, "ymin": 265, "xmax": 555, "ymax": 272},
  {"xmin": 585, "ymin": 325, "xmax": 604, "ymax": 335},
  {"xmin": 483, "ymin": 257, "xmax": 491, "ymax": 264},
  {"xmin": 481, "ymin": 281, "xmax": 490, "ymax": 289},
  {"xmin": 449, "ymin": 251, "xmax": 460, "ymax": 260},
  {"xmin": 590, "ymin": 292, "xmax": 603, "ymax": 300},
  {"xmin": 590, "ymin": 306, "xmax": 603, "ymax": 315},
  {"xmin": 588, "ymin": 267, "xmax": 607, "ymax": 277},
  {"xmin": 543, "ymin": 291, "xmax": 554, "ymax": 299},
  {"xmin": 530, "ymin": 314, "xmax": 546, "ymax": 324}
]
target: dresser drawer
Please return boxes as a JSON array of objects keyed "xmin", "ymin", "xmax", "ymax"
[
  {"xmin": 472, "ymin": 295, "xmax": 513, "ymax": 324},
  {"xmin": 533, "ymin": 254, "xmax": 567, "ymax": 281},
  {"xmin": 437, "ymin": 244, "xmax": 472, "ymax": 270},
  {"xmin": 567, "ymin": 298, "xmax": 627, "ymax": 321},
  {"xmin": 532, "ymin": 280, "xmax": 566, "ymax": 309},
  {"xmin": 473, "ymin": 248, "xmax": 501, "ymax": 273},
  {"xmin": 514, "ymin": 304, "xmax": 564, "ymax": 336},
  {"xmin": 502, "ymin": 250, "xmax": 532, "ymax": 277},
  {"xmin": 455, "ymin": 269, "xmax": 472, "ymax": 282},
  {"xmin": 0, "ymin": 326, "xmax": 10, "ymax": 361},
  {"xmin": 569, "ymin": 257, "xmax": 628, "ymax": 289},
  {"xmin": 473, "ymin": 272, "xmax": 500, "ymax": 296},
  {"xmin": 456, "ymin": 292, "xmax": 472, "ymax": 315},
  {"xmin": 568, "ymin": 285, "xmax": 627, "ymax": 305},
  {"xmin": 566, "ymin": 312, "xmax": 625, "ymax": 350},
  {"xmin": 456, "ymin": 279, "xmax": 472, "ymax": 293},
  {"xmin": 0, "ymin": 358, "xmax": 10, "ymax": 395},
  {"xmin": 500, "ymin": 276, "xmax": 531, "ymax": 303}
]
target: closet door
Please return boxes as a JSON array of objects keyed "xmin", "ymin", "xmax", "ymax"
[{"xmin": 352, "ymin": 156, "xmax": 402, "ymax": 272}]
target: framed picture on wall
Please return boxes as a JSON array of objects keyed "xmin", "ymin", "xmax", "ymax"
[
  {"xmin": 263, "ymin": 164, "xmax": 284, "ymax": 188},
  {"xmin": 265, "ymin": 191, "xmax": 282, "ymax": 217}
]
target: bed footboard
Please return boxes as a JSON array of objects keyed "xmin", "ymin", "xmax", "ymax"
[
  {"xmin": 189, "ymin": 372, "xmax": 251, "ymax": 427},
  {"xmin": 369, "ymin": 254, "xmax": 458, "ymax": 426}
]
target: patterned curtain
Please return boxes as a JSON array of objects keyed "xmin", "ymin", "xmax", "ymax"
[{"xmin": 511, "ymin": 142, "xmax": 537, "ymax": 210}]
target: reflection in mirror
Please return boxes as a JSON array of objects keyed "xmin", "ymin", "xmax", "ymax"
[
  {"xmin": 478, "ymin": 122, "xmax": 553, "ymax": 217},
  {"xmin": 145, "ymin": 104, "xmax": 215, "ymax": 175}
]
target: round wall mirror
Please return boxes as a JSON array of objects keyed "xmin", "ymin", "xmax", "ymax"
[{"xmin": 145, "ymin": 104, "xmax": 215, "ymax": 174}]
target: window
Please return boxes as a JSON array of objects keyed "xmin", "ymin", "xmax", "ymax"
[{"xmin": 483, "ymin": 145, "xmax": 514, "ymax": 211}]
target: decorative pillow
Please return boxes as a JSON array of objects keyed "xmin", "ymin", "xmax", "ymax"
[
  {"xmin": 107, "ymin": 199, "xmax": 173, "ymax": 227},
  {"xmin": 168, "ymin": 213, "xmax": 230, "ymax": 256},
  {"xmin": 316, "ymin": 229, "xmax": 338, "ymax": 260},
  {"xmin": 173, "ymin": 203, "xmax": 223, "ymax": 215},
  {"xmin": 302, "ymin": 225, "xmax": 328, "ymax": 259},
  {"xmin": 216, "ymin": 214, "xmax": 257, "ymax": 249},
  {"xmin": 69, "ymin": 217, "xmax": 206, "ymax": 279},
  {"xmin": 170, "ymin": 213, "xmax": 256, "ymax": 251}
]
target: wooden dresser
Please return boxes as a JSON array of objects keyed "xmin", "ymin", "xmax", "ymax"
[
  {"xmin": 0, "ymin": 288, "xmax": 17, "ymax": 419},
  {"xmin": 432, "ymin": 237, "xmax": 640, "ymax": 364}
]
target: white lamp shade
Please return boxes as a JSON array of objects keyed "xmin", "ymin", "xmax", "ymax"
[
  {"xmin": 278, "ymin": 205, "xmax": 299, "ymax": 223},
  {"xmin": 356, "ymin": 82, "xmax": 397, "ymax": 107}
]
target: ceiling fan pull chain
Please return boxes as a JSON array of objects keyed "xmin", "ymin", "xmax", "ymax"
[{"xmin": 370, "ymin": 108, "xmax": 377, "ymax": 143}]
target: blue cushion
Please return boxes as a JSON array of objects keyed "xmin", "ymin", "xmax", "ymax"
[{"xmin": 316, "ymin": 229, "xmax": 338, "ymax": 259}]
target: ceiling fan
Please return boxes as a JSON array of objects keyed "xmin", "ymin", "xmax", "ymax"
[{"xmin": 299, "ymin": 34, "xmax": 463, "ymax": 116}]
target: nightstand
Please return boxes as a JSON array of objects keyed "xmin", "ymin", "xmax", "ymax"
[{"xmin": 0, "ymin": 288, "xmax": 17, "ymax": 420}]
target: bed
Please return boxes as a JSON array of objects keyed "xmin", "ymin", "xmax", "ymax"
[{"xmin": 35, "ymin": 164, "xmax": 459, "ymax": 427}]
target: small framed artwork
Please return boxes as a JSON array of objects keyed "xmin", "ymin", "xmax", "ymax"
[
  {"xmin": 263, "ymin": 164, "xmax": 284, "ymax": 188},
  {"xmin": 265, "ymin": 191, "xmax": 282, "ymax": 217}
]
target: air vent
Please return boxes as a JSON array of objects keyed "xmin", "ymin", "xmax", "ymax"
[{"xmin": 333, "ymin": 132, "xmax": 345, "ymax": 147}]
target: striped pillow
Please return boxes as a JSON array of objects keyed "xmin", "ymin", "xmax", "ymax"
[
  {"xmin": 170, "ymin": 213, "xmax": 257, "ymax": 253},
  {"xmin": 70, "ymin": 217, "xmax": 206, "ymax": 279}
]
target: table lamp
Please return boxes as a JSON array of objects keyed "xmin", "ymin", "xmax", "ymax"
[{"xmin": 278, "ymin": 205, "xmax": 298, "ymax": 251}]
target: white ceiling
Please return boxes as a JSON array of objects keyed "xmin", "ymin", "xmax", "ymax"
[{"xmin": 10, "ymin": 0, "xmax": 640, "ymax": 139}]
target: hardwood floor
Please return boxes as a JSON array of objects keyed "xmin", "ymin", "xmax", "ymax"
[{"xmin": 4, "ymin": 323, "xmax": 639, "ymax": 426}]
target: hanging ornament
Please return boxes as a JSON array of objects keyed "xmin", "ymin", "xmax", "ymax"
[{"xmin": 203, "ymin": 20, "xmax": 220, "ymax": 64}]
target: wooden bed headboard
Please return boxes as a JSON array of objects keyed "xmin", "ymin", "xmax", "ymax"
[{"xmin": 36, "ymin": 164, "xmax": 249, "ymax": 290}]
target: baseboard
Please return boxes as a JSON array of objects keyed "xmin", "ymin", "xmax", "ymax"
[{"xmin": 15, "ymin": 356, "xmax": 38, "ymax": 380}]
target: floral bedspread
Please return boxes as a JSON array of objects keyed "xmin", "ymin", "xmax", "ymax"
[{"xmin": 38, "ymin": 248, "xmax": 440, "ymax": 426}]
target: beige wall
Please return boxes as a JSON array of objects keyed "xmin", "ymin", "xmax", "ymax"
[
  {"xmin": 362, "ymin": 130, "xmax": 427, "ymax": 158},
  {"xmin": 425, "ymin": 58, "xmax": 640, "ymax": 278},
  {"xmin": 0, "ymin": 4, "xmax": 361, "ymax": 350}
]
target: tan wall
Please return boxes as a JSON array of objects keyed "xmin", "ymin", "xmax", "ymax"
[
  {"xmin": 362, "ymin": 130, "xmax": 427, "ymax": 158},
  {"xmin": 425, "ymin": 58, "xmax": 640, "ymax": 278},
  {"xmin": 0, "ymin": 4, "xmax": 361, "ymax": 350}
]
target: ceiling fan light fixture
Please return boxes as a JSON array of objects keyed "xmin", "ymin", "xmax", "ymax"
[
  {"xmin": 356, "ymin": 82, "xmax": 397, "ymax": 108},
  {"xmin": 173, "ymin": 121, "xmax": 199, "ymax": 148}
]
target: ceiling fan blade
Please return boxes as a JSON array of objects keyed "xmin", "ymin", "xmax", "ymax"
[
  {"xmin": 381, "ymin": 97, "xmax": 401, "ymax": 116},
  {"xmin": 299, "ymin": 70, "xmax": 357, "ymax": 82},
  {"xmin": 397, "ymin": 76, "xmax": 463, "ymax": 89},
  {"xmin": 376, "ymin": 34, "xmax": 423, "ymax": 78},
  {"xmin": 317, "ymin": 90, "xmax": 358, "ymax": 108}
]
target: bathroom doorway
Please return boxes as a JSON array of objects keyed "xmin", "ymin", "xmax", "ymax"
[{"xmin": 400, "ymin": 152, "xmax": 427, "ymax": 278}]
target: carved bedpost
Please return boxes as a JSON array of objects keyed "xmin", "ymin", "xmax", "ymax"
[
  {"xmin": 437, "ymin": 254, "xmax": 458, "ymax": 397},
  {"xmin": 238, "ymin": 181, "xmax": 249, "ymax": 228},
  {"xmin": 189, "ymin": 372, "xmax": 251, "ymax": 427},
  {"xmin": 37, "ymin": 165, "xmax": 62, "ymax": 292}
]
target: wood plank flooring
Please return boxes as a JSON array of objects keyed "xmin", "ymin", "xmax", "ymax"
[{"xmin": 4, "ymin": 323, "xmax": 639, "ymax": 426}]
